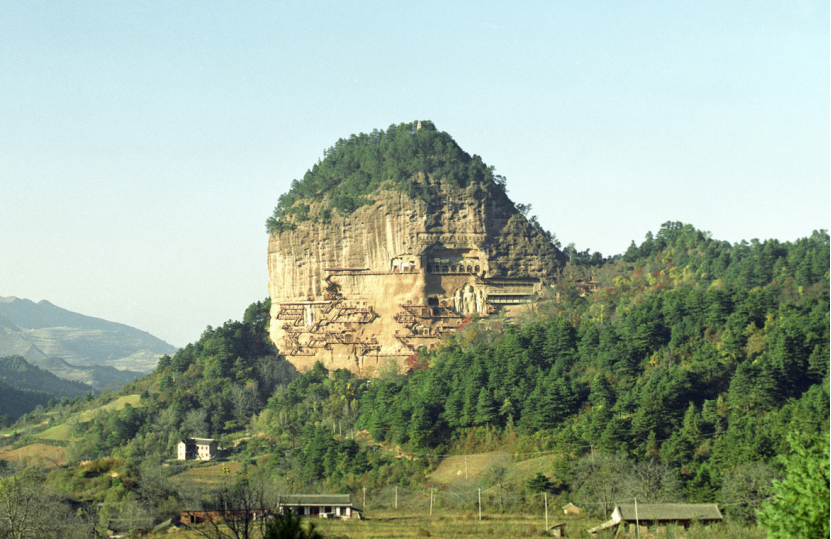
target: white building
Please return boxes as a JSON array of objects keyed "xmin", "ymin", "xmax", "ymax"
[
  {"xmin": 279, "ymin": 494, "xmax": 356, "ymax": 518},
  {"xmin": 177, "ymin": 438, "xmax": 218, "ymax": 460}
]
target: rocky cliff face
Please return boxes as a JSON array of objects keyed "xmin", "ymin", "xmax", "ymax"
[{"xmin": 267, "ymin": 173, "xmax": 565, "ymax": 376}]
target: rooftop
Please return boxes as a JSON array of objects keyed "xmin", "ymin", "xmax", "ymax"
[
  {"xmin": 615, "ymin": 503, "xmax": 723, "ymax": 522},
  {"xmin": 280, "ymin": 494, "xmax": 352, "ymax": 506},
  {"xmin": 180, "ymin": 437, "xmax": 216, "ymax": 444}
]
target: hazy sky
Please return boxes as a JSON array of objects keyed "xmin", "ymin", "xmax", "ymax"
[{"xmin": 1, "ymin": 2, "xmax": 828, "ymax": 347}]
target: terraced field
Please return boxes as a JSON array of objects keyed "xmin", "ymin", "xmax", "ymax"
[
  {"xmin": 428, "ymin": 452, "xmax": 512, "ymax": 485},
  {"xmin": 78, "ymin": 394, "xmax": 141, "ymax": 421},
  {"xmin": 35, "ymin": 423, "xmax": 75, "ymax": 441},
  {"xmin": 174, "ymin": 461, "xmax": 244, "ymax": 487},
  {"xmin": 0, "ymin": 443, "xmax": 66, "ymax": 467}
]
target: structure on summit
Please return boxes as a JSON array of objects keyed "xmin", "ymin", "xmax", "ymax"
[{"xmin": 266, "ymin": 121, "xmax": 566, "ymax": 376}]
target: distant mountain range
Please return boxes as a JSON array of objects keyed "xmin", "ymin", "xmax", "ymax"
[
  {"xmin": 0, "ymin": 297, "xmax": 176, "ymax": 389},
  {"xmin": 0, "ymin": 355, "xmax": 92, "ymax": 421}
]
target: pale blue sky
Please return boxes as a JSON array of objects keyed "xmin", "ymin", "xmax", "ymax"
[{"xmin": 1, "ymin": 2, "xmax": 828, "ymax": 347}]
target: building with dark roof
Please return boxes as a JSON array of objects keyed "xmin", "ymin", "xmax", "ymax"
[
  {"xmin": 279, "ymin": 494, "xmax": 356, "ymax": 518},
  {"xmin": 587, "ymin": 503, "xmax": 723, "ymax": 535}
]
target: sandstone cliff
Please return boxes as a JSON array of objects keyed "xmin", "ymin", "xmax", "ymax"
[{"xmin": 267, "ymin": 123, "xmax": 565, "ymax": 376}]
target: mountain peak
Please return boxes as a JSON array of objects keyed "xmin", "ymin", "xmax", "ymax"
[
  {"xmin": 266, "ymin": 122, "xmax": 565, "ymax": 376},
  {"xmin": 0, "ymin": 296, "xmax": 177, "ymax": 385}
]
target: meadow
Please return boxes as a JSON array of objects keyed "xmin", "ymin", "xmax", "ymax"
[
  {"xmin": 169, "ymin": 510, "xmax": 765, "ymax": 539},
  {"xmin": 0, "ymin": 443, "xmax": 66, "ymax": 468}
]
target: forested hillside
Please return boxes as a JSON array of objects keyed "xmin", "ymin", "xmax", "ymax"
[
  {"xmin": 2, "ymin": 223, "xmax": 827, "ymax": 535},
  {"xmin": 0, "ymin": 355, "xmax": 92, "ymax": 425},
  {"xmin": 0, "ymin": 380, "xmax": 54, "ymax": 425},
  {"xmin": 351, "ymin": 225, "xmax": 829, "ymax": 506},
  {"xmin": 0, "ymin": 355, "xmax": 92, "ymax": 398}
]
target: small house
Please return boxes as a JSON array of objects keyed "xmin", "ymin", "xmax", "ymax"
[
  {"xmin": 180, "ymin": 511, "xmax": 221, "ymax": 525},
  {"xmin": 180, "ymin": 509, "xmax": 269, "ymax": 525},
  {"xmin": 177, "ymin": 438, "xmax": 218, "ymax": 460},
  {"xmin": 587, "ymin": 503, "xmax": 723, "ymax": 536},
  {"xmin": 279, "ymin": 494, "xmax": 356, "ymax": 518},
  {"xmin": 562, "ymin": 502, "xmax": 582, "ymax": 515},
  {"xmin": 549, "ymin": 522, "xmax": 567, "ymax": 537},
  {"xmin": 586, "ymin": 281, "xmax": 600, "ymax": 292}
]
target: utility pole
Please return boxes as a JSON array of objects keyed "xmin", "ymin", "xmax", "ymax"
[
  {"xmin": 363, "ymin": 487, "xmax": 366, "ymax": 510},
  {"xmin": 429, "ymin": 488, "xmax": 434, "ymax": 516},
  {"xmin": 544, "ymin": 492, "xmax": 548, "ymax": 531},
  {"xmin": 635, "ymin": 497, "xmax": 640, "ymax": 539},
  {"xmin": 478, "ymin": 488, "xmax": 482, "ymax": 521}
]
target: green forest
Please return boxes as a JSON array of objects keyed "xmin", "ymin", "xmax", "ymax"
[
  {"xmin": 2, "ymin": 220, "xmax": 828, "ymax": 537},
  {"xmin": 265, "ymin": 121, "xmax": 506, "ymax": 233}
]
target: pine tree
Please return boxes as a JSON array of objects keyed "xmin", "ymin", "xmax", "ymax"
[
  {"xmin": 474, "ymin": 388, "xmax": 498, "ymax": 426},
  {"xmin": 526, "ymin": 472, "xmax": 554, "ymax": 493},
  {"xmin": 460, "ymin": 383, "xmax": 478, "ymax": 427},
  {"xmin": 408, "ymin": 403, "xmax": 433, "ymax": 447},
  {"xmin": 535, "ymin": 376, "xmax": 577, "ymax": 429},
  {"xmin": 443, "ymin": 387, "xmax": 464, "ymax": 428}
]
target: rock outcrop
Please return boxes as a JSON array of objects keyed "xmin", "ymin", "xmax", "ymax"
[{"xmin": 267, "ymin": 127, "xmax": 565, "ymax": 376}]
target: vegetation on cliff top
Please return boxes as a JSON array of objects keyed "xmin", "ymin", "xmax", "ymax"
[{"xmin": 266, "ymin": 121, "xmax": 506, "ymax": 233}]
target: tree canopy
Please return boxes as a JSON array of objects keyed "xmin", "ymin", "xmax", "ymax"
[{"xmin": 265, "ymin": 121, "xmax": 505, "ymax": 233}]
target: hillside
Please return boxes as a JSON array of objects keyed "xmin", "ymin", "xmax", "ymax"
[
  {"xmin": 29, "ymin": 356, "xmax": 143, "ymax": 390},
  {"xmin": 0, "ymin": 355, "xmax": 91, "ymax": 398},
  {"xmin": 1, "ymin": 224, "xmax": 827, "ymax": 537},
  {"xmin": 0, "ymin": 297, "xmax": 177, "ymax": 385},
  {"xmin": 0, "ymin": 379, "xmax": 52, "ymax": 423},
  {"xmin": 0, "ymin": 355, "xmax": 93, "ymax": 423}
]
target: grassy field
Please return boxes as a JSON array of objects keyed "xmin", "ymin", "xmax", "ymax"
[
  {"xmin": 0, "ymin": 443, "xmax": 67, "ymax": 468},
  {"xmin": 170, "ymin": 511, "xmax": 597, "ymax": 539},
  {"xmin": 35, "ymin": 423, "xmax": 75, "ymax": 441},
  {"xmin": 172, "ymin": 510, "xmax": 765, "ymax": 539},
  {"xmin": 0, "ymin": 419, "xmax": 49, "ymax": 437},
  {"xmin": 0, "ymin": 394, "xmax": 142, "ymax": 442},
  {"xmin": 314, "ymin": 511, "xmax": 596, "ymax": 538},
  {"xmin": 175, "ymin": 461, "xmax": 244, "ymax": 487},
  {"xmin": 428, "ymin": 452, "xmax": 512, "ymax": 485},
  {"xmin": 77, "ymin": 394, "xmax": 141, "ymax": 421},
  {"xmin": 512, "ymin": 454, "xmax": 561, "ymax": 476}
]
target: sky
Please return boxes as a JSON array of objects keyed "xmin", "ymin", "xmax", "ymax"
[{"xmin": 1, "ymin": 2, "xmax": 828, "ymax": 348}]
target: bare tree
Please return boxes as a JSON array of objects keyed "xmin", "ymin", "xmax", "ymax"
[
  {"xmin": 0, "ymin": 466, "xmax": 79, "ymax": 539},
  {"xmin": 154, "ymin": 406, "xmax": 180, "ymax": 437},
  {"xmin": 187, "ymin": 476, "xmax": 280, "ymax": 539},
  {"xmin": 182, "ymin": 409, "xmax": 210, "ymax": 438},
  {"xmin": 626, "ymin": 458, "xmax": 682, "ymax": 503},
  {"xmin": 256, "ymin": 355, "xmax": 297, "ymax": 393},
  {"xmin": 230, "ymin": 383, "xmax": 258, "ymax": 424},
  {"xmin": 137, "ymin": 461, "xmax": 182, "ymax": 521},
  {"xmin": 486, "ymin": 464, "xmax": 510, "ymax": 512},
  {"xmin": 110, "ymin": 495, "xmax": 153, "ymax": 535},
  {"xmin": 571, "ymin": 452, "xmax": 632, "ymax": 517},
  {"xmin": 721, "ymin": 462, "xmax": 780, "ymax": 522}
]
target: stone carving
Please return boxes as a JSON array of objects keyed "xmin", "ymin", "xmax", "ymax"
[{"xmin": 267, "ymin": 175, "xmax": 565, "ymax": 376}]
